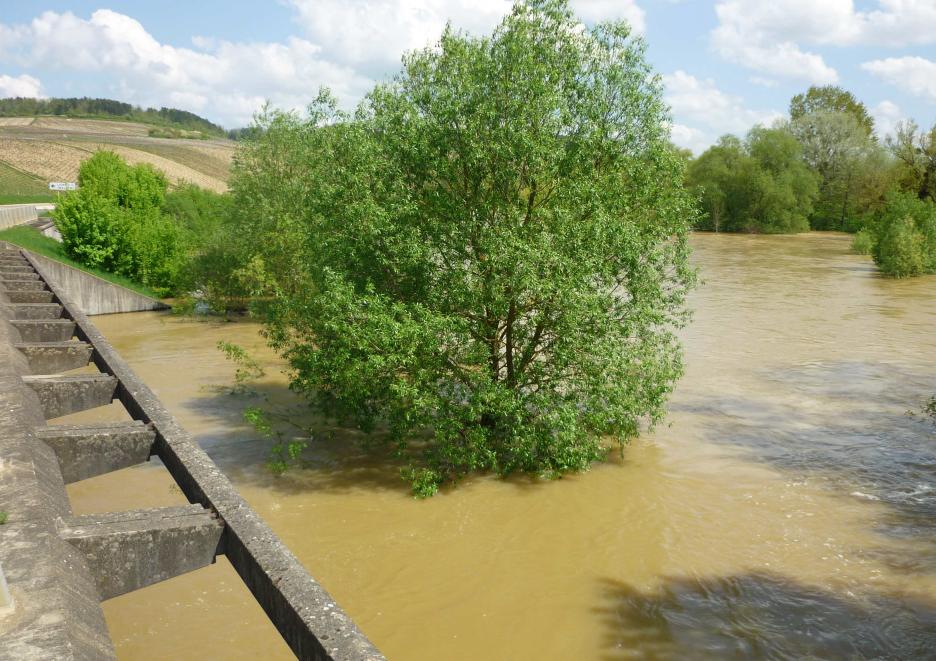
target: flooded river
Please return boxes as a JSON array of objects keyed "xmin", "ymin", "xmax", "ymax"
[{"xmin": 63, "ymin": 233, "xmax": 935, "ymax": 659}]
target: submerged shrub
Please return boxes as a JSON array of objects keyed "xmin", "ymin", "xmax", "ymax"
[
  {"xmin": 233, "ymin": 0, "xmax": 696, "ymax": 495},
  {"xmin": 851, "ymin": 229, "xmax": 874, "ymax": 255},
  {"xmin": 869, "ymin": 192, "xmax": 936, "ymax": 277}
]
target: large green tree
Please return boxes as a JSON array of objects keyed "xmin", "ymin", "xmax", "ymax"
[
  {"xmin": 789, "ymin": 111, "xmax": 881, "ymax": 230},
  {"xmin": 688, "ymin": 127, "xmax": 818, "ymax": 233},
  {"xmin": 229, "ymin": 0, "xmax": 695, "ymax": 495},
  {"xmin": 888, "ymin": 120, "xmax": 936, "ymax": 203},
  {"xmin": 789, "ymin": 85, "xmax": 875, "ymax": 137}
]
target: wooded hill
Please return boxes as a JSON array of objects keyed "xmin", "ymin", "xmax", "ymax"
[{"xmin": 0, "ymin": 97, "xmax": 226, "ymax": 138}]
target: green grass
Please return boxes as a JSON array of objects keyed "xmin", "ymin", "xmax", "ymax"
[
  {"xmin": 0, "ymin": 161, "xmax": 52, "ymax": 198},
  {"xmin": 0, "ymin": 194, "xmax": 55, "ymax": 205},
  {"xmin": 0, "ymin": 225, "xmax": 164, "ymax": 300}
]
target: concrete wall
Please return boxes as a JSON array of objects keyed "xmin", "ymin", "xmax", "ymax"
[
  {"xmin": 26, "ymin": 252, "xmax": 167, "ymax": 316},
  {"xmin": 0, "ymin": 286, "xmax": 117, "ymax": 660},
  {"xmin": 0, "ymin": 206, "xmax": 38, "ymax": 230}
]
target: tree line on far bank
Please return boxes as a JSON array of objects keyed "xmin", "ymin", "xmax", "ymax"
[{"xmin": 687, "ymin": 85, "xmax": 936, "ymax": 277}]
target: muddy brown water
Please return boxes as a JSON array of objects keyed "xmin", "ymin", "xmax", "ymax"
[{"xmin": 61, "ymin": 233, "xmax": 936, "ymax": 659}]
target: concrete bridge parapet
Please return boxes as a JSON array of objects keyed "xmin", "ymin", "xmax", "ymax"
[{"xmin": 0, "ymin": 244, "xmax": 383, "ymax": 660}]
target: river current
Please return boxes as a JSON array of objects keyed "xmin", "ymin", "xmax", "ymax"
[{"xmin": 61, "ymin": 232, "xmax": 936, "ymax": 659}]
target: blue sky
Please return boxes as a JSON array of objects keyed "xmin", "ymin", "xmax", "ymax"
[{"xmin": 1, "ymin": 1, "xmax": 934, "ymax": 152}]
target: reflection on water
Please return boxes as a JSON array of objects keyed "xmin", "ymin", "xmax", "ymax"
[{"xmin": 63, "ymin": 233, "xmax": 936, "ymax": 659}]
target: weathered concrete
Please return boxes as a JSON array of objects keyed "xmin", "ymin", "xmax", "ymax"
[
  {"xmin": 0, "ymin": 205, "xmax": 38, "ymax": 229},
  {"xmin": 0, "ymin": 289, "xmax": 116, "ymax": 660},
  {"xmin": 2, "ymin": 290, "xmax": 54, "ymax": 304},
  {"xmin": 0, "ymin": 271, "xmax": 40, "ymax": 281},
  {"xmin": 35, "ymin": 422, "xmax": 155, "ymax": 484},
  {"xmin": 57, "ymin": 505, "xmax": 223, "ymax": 600},
  {"xmin": 23, "ymin": 234, "xmax": 384, "ymax": 659},
  {"xmin": 21, "ymin": 374, "xmax": 117, "ymax": 419},
  {"xmin": 0, "ymin": 280, "xmax": 46, "ymax": 292},
  {"xmin": 10, "ymin": 320, "xmax": 75, "ymax": 343},
  {"xmin": 14, "ymin": 342, "xmax": 92, "ymax": 374},
  {"xmin": 0, "ymin": 264, "xmax": 35, "ymax": 273},
  {"xmin": 26, "ymin": 252, "xmax": 168, "ymax": 316},
  {"xmin": 8, "ymin": 303, "xmax": 64, "ymax": 320}
]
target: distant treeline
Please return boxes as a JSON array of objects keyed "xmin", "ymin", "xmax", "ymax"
[
  {"xmin": 225, "ymin": 126, "xmax": 265, "ymax": 141},
  {"xmin": 0, "ymin": 97, "xmax": 226, "ymax": 137}
]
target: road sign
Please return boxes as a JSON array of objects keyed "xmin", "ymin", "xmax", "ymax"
[{"xmin": 48, "ymin": 182, "xmax": 77, "ymax": 191}]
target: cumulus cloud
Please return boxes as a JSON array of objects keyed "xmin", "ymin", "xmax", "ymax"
[
  {"xmin": 663, "ymin": 70, "xmax": 784, "ymax": 153},
  {"xmin": 863, "ymin": 56, "xmax": 936, "ymax": 102},
  {"xmin": 712, "ymin": 0, "xmax": 936, "ymax": 83},
  {"xmin": 287, "ymin": 0, "xmax": 645, "ymax": 75},
  {"xmin": 0, "ymin": 3, "xmax": 646, "ymax": 128},
  {"xmin": 870, "ymin": 99, "xmax": 906, "ymax": 140},
  {"xmin": 712, "ymin": 2, "xmax": 838, "ymax": 83},
  {"xmin": 0, "ymin": 9, "xmax": 374, "ymax": 127},
  {"xmin": 0, "ymin": 73, "xmax": 43, "ymax": 98}
]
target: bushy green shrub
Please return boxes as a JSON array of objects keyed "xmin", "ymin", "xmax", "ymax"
[
  {"xmin": 52, "ymin": 151, "xmax": 190, "ymax": 294},
  {"xmin": 875, "ymin": 216, "xmax": 925, "ymax": 277},
  {"xmin": 868, "ymin": 192, "xmax": 936, "ymax": 277},
  {"xmin": 851, "ymin": 229, "xmax": 874, "ymax": 255},
  {"xmin": 54, "ymin": 191, "xmax": 127, "ymax": 269},
  {"xmin": 162, "ymin": 184, "xmax": 246, "ymax": 307}
]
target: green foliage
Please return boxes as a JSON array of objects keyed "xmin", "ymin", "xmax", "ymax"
[
  {"xmin": 162, "ymin": 184, "xmax": 246, "ymax": 309},
  {"xmin": 851, "ymin": 229, "xmax": 874, "ymax": 255},
  {"xmin": 876, "ymin": 216, "xmax": 925, "ymax": 277},
  {"xmin": 925, "ymin": 396, "xmax": 936, "ymax": 423},
  {"xmin": 218, "ymin": 341, "xmax": 266, "ymax": 388},
  {"xmin": 0, "ymin": 511, "xmax": 7, "ymax": 525},
  {"xmin": 243, "ymin": 406, "xmax": 310, "ymax": 475},
  {"xmin": 51, "ymin": 151, "xmax": 188, "ymax": 295},
  {"xmin": 230, "ymin": 0, "xmax": 695, "ymax": 495},
  {"xmin": 0, "ymin": 225, "xmax": 161, "ymax": 297},
  {"xmin": 688, "ymin": 127, "xmax": 818, "ymax": 233},
  {"xmin": 868, "ymin": 192, "xmax": 936, "ymax": 277},
  {"xmin": 888, "ymin": 120, "xmax": 936, "ymax": 203},
  {"xmin": 789, "ymin": 86, "xmax": 875, "ymax": 137},
  {"xmin": 788, "ymin": 111, "xmax": 883, "ymax": 230}
]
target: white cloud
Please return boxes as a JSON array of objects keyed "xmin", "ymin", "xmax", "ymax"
[
  {"xmin": 711, "ymin": 0, "xmax": 936, "ymax": 83},
  {"xmin": 288, "ymin": 0, "xmax": 645, "ymax": 75},
  {"xmin": 0, "ymin": 3, "xmax": 647, "ymax": 128},
  {"xmin": 863, "ymin": 56, "xmax": 936, "ymax": 102},
  {"xmin": 0, "ymin": 73, "xmax": 43, "ymax": 97},
  {"xmin": 870, "ymin": 99, "xmax": 906, "ymax": 139},
  {"xmin": 712, "ymin": 2, "xmax": 838, "ymax": 83},
  {"xmin": 1, "ymin": 10, "xmax": 372, "ymax": 127},
  {"xmin": 669, "ymin": 123, "xmax": 710, "ymax": 155},
  {"xmin": 572, "ymin": 0, "xmax": 645, "ymax": 32},
  {"xmin": 663, "ymin": 70, "xmax": 784, "ymax": 153}
]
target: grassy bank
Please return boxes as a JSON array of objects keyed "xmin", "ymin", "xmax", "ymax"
[
  {"xmin": 0, "ymin": 225, "xmax": 164, "ymax": 299},
  {"xmin": 0, "ymin": 194, "xmax": 55, "ymax": 205}
]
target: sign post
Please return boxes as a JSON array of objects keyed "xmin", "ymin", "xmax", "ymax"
[{"xmin": 48, "ymin": 182, "xmax": 77, "ymax": 191}]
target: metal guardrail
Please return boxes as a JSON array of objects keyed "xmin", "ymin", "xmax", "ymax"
[{"xmin": 21, "ymin": 249, "xmax": 384, "ymax": 661}]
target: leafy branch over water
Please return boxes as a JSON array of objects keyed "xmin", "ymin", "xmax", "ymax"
[{"xmin": 218, "ymin": 341, "xmax": 308, "ymax": 473}]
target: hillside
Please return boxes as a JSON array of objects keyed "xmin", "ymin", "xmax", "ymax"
[
  {"xmin": 0, "ymin": 97, "xmax": 226, "ymax": 138},
  {"xmin": 0, "ymin": 116, "xmax": 236, "ymax": 198}
]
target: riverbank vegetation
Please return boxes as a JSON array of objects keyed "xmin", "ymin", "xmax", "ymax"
[
  {"xmin": 200, "ymin": 0, "xmax": 694, "ymax": 495},
  {"xmin": 688, "ymin": 85, "xmax": 936, "ymax": 277},
  {"xmin": 49, "ymin": 151, "xmax": 230, "ymax": 297},
  {"xmin": 0, "ymin": 224, "xmax": 162, "ymax": 298}
]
